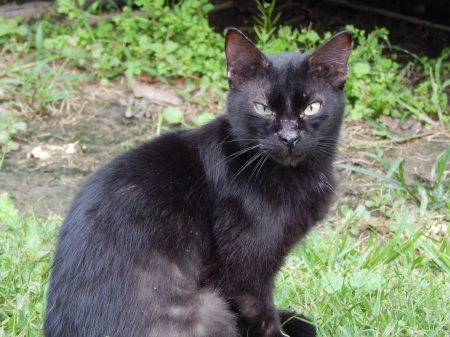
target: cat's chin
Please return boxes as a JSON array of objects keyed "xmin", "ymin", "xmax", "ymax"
[{"xmin": 273, "ymin": 154, "xmax": 304, "ymax": 167}]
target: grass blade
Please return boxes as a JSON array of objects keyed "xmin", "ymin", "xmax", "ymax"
[{"xmin": 336, "ymin": 163, "xmax": 404, "ymax": 189}]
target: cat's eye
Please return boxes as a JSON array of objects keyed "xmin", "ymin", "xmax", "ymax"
[
  {"xmin": 254, "ymin": 103, "xmax": 272, "ymax": 116},
  {"xmin": 304, "ymin": 102, "xmax": 321, "ymax": 116}
]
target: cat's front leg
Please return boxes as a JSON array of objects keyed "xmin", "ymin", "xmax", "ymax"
[{"xmin": 234, "ymin": 293, "xmax": 285, "ymax": 337}]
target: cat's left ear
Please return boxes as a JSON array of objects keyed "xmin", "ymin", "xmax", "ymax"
[
  {"xmin": 309, "ymin": 31, "xmax": 352, "ymax": 88},
  {"xmin": 225, "ymin": 28, "xmax": 269, "ymax": 88}
]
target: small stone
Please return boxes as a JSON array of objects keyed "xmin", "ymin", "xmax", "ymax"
[
  {"xmin": 118, "ymin": 97, "xmax": 127, "ymax": 106},
  {"xmin": 124, "ymin": 107, "xmax": 134, "ymax": 118}
]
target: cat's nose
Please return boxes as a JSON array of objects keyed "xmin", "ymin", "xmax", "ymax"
[
  {"xmin": 278, "ymin": 135, "xmax": 299, "ymax": 148},
  {"xmin": 277, "ymin": 120, "xmax": 299, "ymax": 148}
]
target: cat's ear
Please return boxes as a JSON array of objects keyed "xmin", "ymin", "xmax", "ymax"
[
  {"xmin": 225, "ymin": 28, "xmax": 269, "ymax": 88},
  {"xmin": 309, "ymin": 31, "xmax": 352, "ymax": 88}
]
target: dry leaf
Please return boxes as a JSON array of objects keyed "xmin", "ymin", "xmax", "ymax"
[
  {"xmin": 28, "ymin": 142, "xmax": 79, "ymax": 160},
  {"xmin": 380, "ymin": 115, "xmax": 422, "ymax": 137},
  {"xmin": 131, "ymin": 78, "xmax": 183, "ymax": 106}
]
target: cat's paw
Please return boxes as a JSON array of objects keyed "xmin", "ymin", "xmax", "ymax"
[{"xmin": 278, "ymin": 311, "xmax": 316, "ymax": 337}]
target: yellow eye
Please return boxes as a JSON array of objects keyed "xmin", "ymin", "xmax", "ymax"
[
  {"xmin": 304, "ymin": 102, "xmax": 321, "ymax": 115},
  {"xmin": 255, "ymin": 103, "xmax": 272, "ymax": 115}
]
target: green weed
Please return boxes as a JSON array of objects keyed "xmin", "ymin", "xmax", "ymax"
[
  {"xmin": 344, "ymin": 26, "xmax": 401, "ymax": 120},
  {"xmin": 338, "ymin": 146, "xmax": 450, "ymax": 215},
  {"xmin": 405, "ymin": 50, "xmax": 450, "ymax": 127},
  {"xmin": 45, "ymin": 0, "xmax": 226, "ymax": 89},
  {"xmin": 0, "ymin": 112, "xmax": 26, "ymax": 168},
  {"xmin": 1, "ymin": 55, "xmax": 93, "ymax": 114},
  {"xmin": 0, "ymin": 17, "xmax": 29, "ymax": 44},
  {"xmin": 253, "ymin": 0, "xmax": 281, "ymax": 49},
  {"xmin": 0, "ymin": 194, "xmax": 60, "ymax": 337}
]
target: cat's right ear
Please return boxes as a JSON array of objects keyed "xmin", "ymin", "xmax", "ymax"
[
  {"xmin": 225, "ymin": 28, "xmax": 269, "ymax": 88},
  {"xmin": 309, "ymin": 31, "xmax": 352, "ymax": 89}
]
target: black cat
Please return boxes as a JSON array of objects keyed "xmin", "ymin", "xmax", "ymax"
[{"xmin": 44, "ymin": 28, "xmax": 351, "ymax": 337}]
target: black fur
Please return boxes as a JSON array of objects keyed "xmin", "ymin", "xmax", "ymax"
[{"xmin": 44, "ymin": 29, "xmax": 351, "ymax": 337}]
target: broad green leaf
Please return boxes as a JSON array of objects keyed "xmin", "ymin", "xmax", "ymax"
[
  {"xmin": 0, "ymin": 130, "xmax": 9, "ymax": 144},
  {"xmin": 12, "ymin": 121, "xmax": 26, "ymax": 132},
  {"xmin": 353, "ymin": 62, "xmax": 371, "ymax": 78},
  {"xmin": 322, "ymin": 271, "xmax": 345, "ymax": 294},
  {"xmin": 0, "ymin": 193, "xmax": 19, "ymax": 228},
  {"xmin": 5, "ymin": 140, "xmax": 20, "ymax": 152},
  {"xmin": 193, "ymin": 112, "xmax": 215, "ymax": 127},
  {"xmin": 162, "ymin": 107, "xmax": 183, "ymax": 125},
  {"xmin": 164, "ymin": 41, "xmax": 179, "ymax": 53}
]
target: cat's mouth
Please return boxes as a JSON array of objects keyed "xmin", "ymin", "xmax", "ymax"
[
  {"xmin": 259, "ymin": 136, "xmax": 315, "ymax": 167},
  {"xmin": 259, "ymin": 142, "xmax": 305, "ymax": 167},
  {"xmin": 272, "ymin": 150, "xmax": 305, "ymax": 167}
]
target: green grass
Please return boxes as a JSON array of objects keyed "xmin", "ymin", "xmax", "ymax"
[
  {"xmin": 1, "ymin": 189, "xmax": 449, "ymax": 336},
  {"xmin": 0, "ymin": 194, "xmax": 59, "ymax": 337},
  {"xmin": 276, "ymin": 207, "xmax": 450, "ymax": 336}
]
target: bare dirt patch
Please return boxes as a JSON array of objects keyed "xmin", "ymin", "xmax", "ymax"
[{"xmin": 1, "ymin": 80, "xmax": 152, "ymax": 217}]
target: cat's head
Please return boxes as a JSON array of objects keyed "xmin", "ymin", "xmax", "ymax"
[{"xmin": 225, "ymin": 28, "xmax": 351, "ymax": 167}]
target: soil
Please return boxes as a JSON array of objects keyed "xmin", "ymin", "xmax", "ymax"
[
  {"xmin": 1, "ymin": 1, "xmax": 449, "ymax": 219},
  {"xmin": 0, "ymin": 81, "xmax": 152, "ymax": 217}
]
